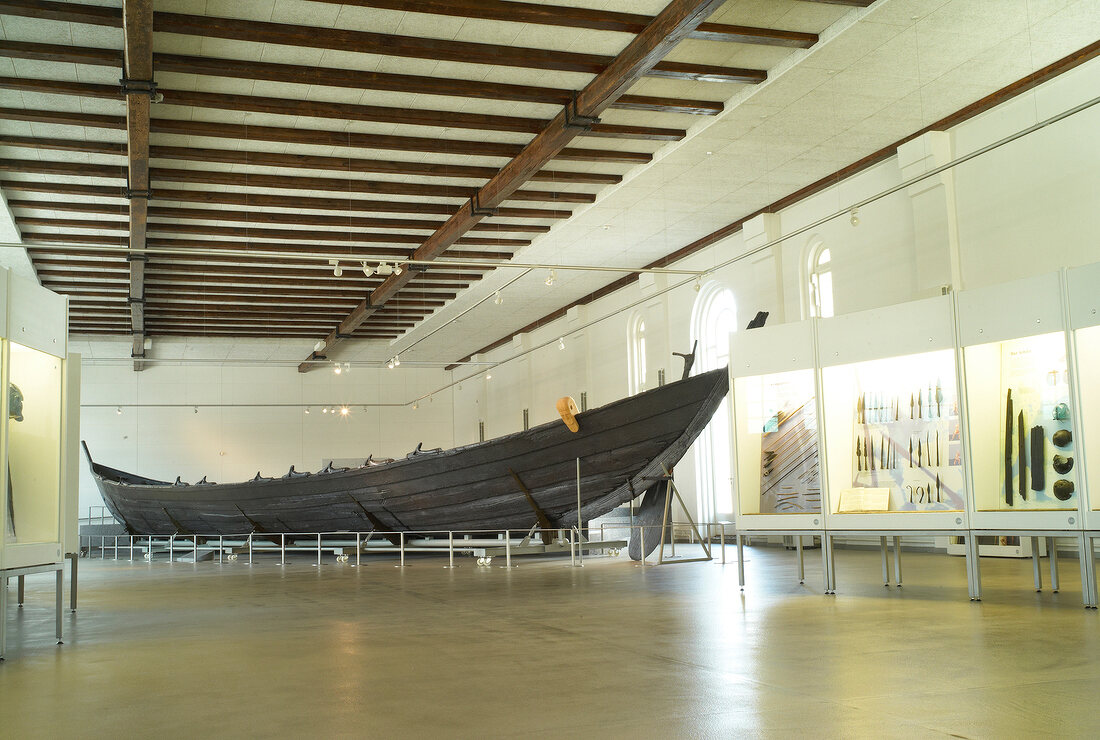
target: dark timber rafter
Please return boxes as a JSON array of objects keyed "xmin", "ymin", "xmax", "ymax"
[
  {"xmin": 0, "ymin": 39, "xmax": 724, "ymax": 116},
  {"xmin": 311, "ymin": 0, "xmax": 819, "ymax": 48},
  {"xmin": 0, "ymin": 1, "xmax": 766, "ymax": 83},
  {"xmin": 300, "ymin": 0, "xmax": 728, "ymax": 371},
  {"xmin": 121, "ymin": 0, "xmax": 152, "ymax": 370}
]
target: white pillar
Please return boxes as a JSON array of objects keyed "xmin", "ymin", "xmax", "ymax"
[{"xmin": 897, "ymin": 131, "xmax": 963, "ymax": 294}]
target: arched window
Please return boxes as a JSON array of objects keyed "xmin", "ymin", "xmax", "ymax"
[
  {"xmin": 627, "ymin": 312, "xmax": 647, "ymax": 395},
  {"xmin": 690, "ymin": 284, "xmax": 737, "ymax": 521},
  {"xmin": 806, "ymin": 239, "xmax": 834, "ymax": 318}
]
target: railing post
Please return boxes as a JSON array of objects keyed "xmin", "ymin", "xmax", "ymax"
[
  {"xmin": 219, "ymin": 535, "xmax": 224, "ymax": 564},
  {"xmin": 113, "ymin": 535, "xmax": 118, "ymax": 560},
  {"xmin": 399, "ymin": 532, "xmax": 406, "ymax": 568},
  {"xmin": 720, "ymin": 524, "xmax": 725, "ymax": 564},
  {"xmin": 281, "ymin": 533, "xmax": 286, "ymax": 566},
  {"xmin": 248, "ymin": 533, "xmax": 253, "ymax": 565},
  {"xmin": 129, "ymin": 535, "xmax": 134, "ymax": 562},
  {"xmin": 169, "ymin": 535, "xmax": 174, "ymax": 562},
  {"xmin": 355, "ymin": 533, "xmax": 361, "ymax": 568},
  {"xmin": 194, "ymin": 535, "xmax": 200, "ymax": 563},
  {"xmin": 317, "ymin": 533, "xmax": 322, "ymax": 567},
  {"xmin": 640, "ymin": 525, "xmax": 646, "ymax": 566},
  {"xmin": 446, "ymin": 531, "xmax": 455, "ymax": 569},
  {"xmin": 147, "ymin": 535, "xmax": 152, "ymax": 562},
  {"xmin": 505, "ymin": 529, "xmax": 511, "ymax": 569}
]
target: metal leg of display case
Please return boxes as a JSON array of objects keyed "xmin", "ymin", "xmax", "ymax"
[
  {"xmin": 966, "ymin": 533, "xmax": 982, "ymax": 601},
  {"xmin": 17, "ymin": 575, "xmax": 24, "ymax": 606},
  {"xmin": 822, "ymin": 535, "xmax": 836, "ymax": 594},
  {"xmin": 55, "ymin": 569, "xmax": 63, "ymax": 644},
  {"xmin": 796, "ymin": 536, "xmax": 805, "ymax": 585},
  {"xmin": 67, "ymin": 553, "xmax": 77, "ymax": 612},
  {"xmin": 1, "ymin": 575, "xmax": 6, "ymax": 659},
  {"xmin": 1031, "ymin": 537, "xmax": 1043, "ymax": 591},
  {"xmin": 736, "ymin": 533, "xmax": 745, "ymax": 590},
  {"xmin": 879, "ymin": 537, "xmax": 891, "ymax": 587},
  {"xmin": 1048, "ymin": 538, "xmax": 1060, "ymax": 593},
  {"xmin": 1, "ymin": 563, "xmax": 65, "ymax": 660},
  {"xmin": 1079, "ymin": 533, "xmax": 1097, "ymax": 609},
  {"xmin": 893, "ymin": 537, "xmax": 903, "ymax": 587}
]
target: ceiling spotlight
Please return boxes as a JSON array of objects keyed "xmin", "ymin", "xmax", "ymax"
[
  {"xmin": 493, "ymin": 291, "xmax": 503, "ymax": 305},
  {"xmin": 413, "ymin": 401, "xmax": 419, "ymax": 410},
  {"xmin": 116, "ymin": 406, "xmax": 122, "ymax": 415},
  {"xmin": 393, "ymin": 263, "xmax": 403, "ymax": 276},
  {"xmin": 387, "ymin": 358, "xmax": 394, "ymax": 370},
  {"xmin": 545, "ymin": 269, "xmax": 556, "ymax": 286},
  {"xmin": 340, "ymin": 406, "xmax": 349, "ymax": 416},
  {"xmin": 314, "ymin": 340, "xmax": 325, "ymax": 352},
  {"xmin": 486, "ymin": 373, "xmax": 492, "ymax": 380},
  {"xmin": 558, "ymin": 337, "xmax": 565, "ymax": 351},
  {"xmin": 393, "ymin": 354, "xmax": 400, "ymax": 367},
  {"xmin": 322, "ymin": 407, "xmax": 329, "ymax": 414},
  {"xmin": 694, "ymin": 277, "xmax": 701, "ymax": 292},
  {"xmin": 343, "ymin": 362, "xmax": 351, "ymax": 373},
  {"xmin": 361, "ymin": 261, "xmax": 374, "ymax": 277},
  {"xmin": 377, "ymin": 262, "xmax": 394, "ymax": 276},
  {"xmin": 304, "ymin": 408, "xmax": 311, "ymax": 415},
  {"xmin": 193, "ymin": 406, "xmax": 199, "ymax": 414},
  {"xmin": 329, "ymin": 258, "xmax": 343, "ymax": 277},
  {"xmin": 334, "ymin": 363, "xmax": 342, "ymax": 375},
  {"xmin": 849, "ymin": 208, "xmax": 860, "ymax": 227}
]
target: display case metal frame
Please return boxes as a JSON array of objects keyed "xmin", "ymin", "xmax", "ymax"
[
  {"xmin": 729, "ymin": 320, "xmax": 828, "ymax": 590},
  {"xmin": 1, "ymin": 269, "xmax": 72, "ymax": 657}
]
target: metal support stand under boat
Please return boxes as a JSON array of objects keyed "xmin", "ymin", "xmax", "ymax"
[
  {"xmin": 648, "ymin": 464, "xmax": 712, "ymax": 566},
  {"xmin": 574, "ymin": 458, "xmax": 584, "ymax": 567}
]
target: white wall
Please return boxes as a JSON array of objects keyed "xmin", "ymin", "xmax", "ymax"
[{"xmin": 76, "ymin": 57, "xmax": 1100, "ymax": 523}]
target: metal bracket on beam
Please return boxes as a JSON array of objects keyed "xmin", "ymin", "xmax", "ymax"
[
  {"xmin": 119, "ymin": 77, "xmax": 159, "ymax": 98},
  {"xmin": 127, "ymin": 296, "xmax": 146, "ymax": 305},
  {"xmin": 469, "ymin": 192, "xmax": 497, "ymax": 218},
  {"xmin": 564, "ymin": 92, "xmax": 601, "ymax": 131},
  {"xmin": 124, "ymin": 187, "xmax": 152, "ymax": 200},
  {"xmin": 309, "ymin": 352, "xmax": 327, "ymax": 361},
  {"xmin": 126, "ymin": 254, "xmax": 148, "ymax": 262},
  {"xmin": 405, "ymin": 263, "xmax": 430, "ymax": 272},
  {"xmin": 334, "ymin": 332, "xmax": 353, "ymax": 339}
]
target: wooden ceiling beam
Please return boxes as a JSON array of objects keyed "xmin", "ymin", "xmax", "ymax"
[
  {"xmin": 302, "ymin": 0, "xmax": 727, "ymax": 369},
  {"xmin": 1, "ymin": 181, "xmax": 571, "ymax": 220},
  {"xmin": 1, "ymin": 135, "xmax": 619, "ymax": 187},
  {"xmin": 0, "ymin": 158, "xmax": 597, "ymax": 204},
  {"xmin": 7, "ymin": 197, "xmax": 551, "ymax": 234},
  {"xmin": 316, "ymin": 0, "xmax": 818, "ymax": 48},
  {"xmin": 122, "ymin": 0, "xmax": 153, "ymax": 369},
  {"xmin": 37, "ymin": 270, "xmax": 467, "ymax": 294},
  {"xmin": 0, "ymin": 76, "xmax": 684, "ymax": 142},
  {"xmin": 20, "ymin": 234, "xmax": 512, "ymax": 261},
  {"xmin": 15, "ymin": 215, "xmax": 531, "ymax": 247},
  {"xmin": 0, "ymin": 39, "xmax": 723, "ymax": 116},
  {"xmin": 0, "ymin": 107, "xmax": 650, "ymax": 165},
  {"xmin": 0, "ymin": 2, "xmax": 764, "ymax": 82}
]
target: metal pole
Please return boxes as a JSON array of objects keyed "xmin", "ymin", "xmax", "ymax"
[
  {"xmin": 69, "ymin": 554, "xmax": 78, "ymax": 612},
  {"xmin": 114, "ymin": 535, "xmax": 118, "ymax": 560},
  {"xmin": 737, "ymin": 533, "xmax": 745, "ymax": 589},
  {"xmin": 129, "ymin": 535, "xmax": 134, "ymax": 562},
  {"xmin": 17, "ymin": 576, "xmax": 24, "ymax": 606},
  {"xmin": 281, "ymin": 533, "xmax": 286, "ymax": 566},
  {"xmin": 640, "ymin": 525, "xmax": 645, "ymax": 566},
  {"xmin": 194, "ymin": 535, "xmax": 200, "ymax": 563},
  {"xmin": 317, "ymin": 533, "xmax": 322, "ymax": 567},
  {"xmin": 399, "ymin": 532, "xmax": 406, "ymax": 568},
  {"xmin": 505, "ymin": 529, "xmax": 512, "ymax": 569},
  {"xmin": 169, "ymin": 534, "xmax": 174, "ymax": 562},
  {"xmin": 576, "ymin": 456, "xmax": 582, "ymax": 543},
  {"xmin": 148, "ymin": 535, "xmax": 152, "ymax": 562},
  {"xmin": 55, "ymin": 567, "xmax": 64, "ymax": 645},
  {"xmin": 1049, "ymin": 537, "xmax": 1060, "ymax": 593},
  {"xmin": 248, "ymin": 533, "xmax": 253, "ymax": 565},
  {"xmin": 101, "ymin": 535, "xmax": 105, "ymax": 559},
  {"xmin": 720, "ymin": 524, "xmax": 725, "ymax": 565},
  {"xmin": 893, "ymin": 536, "xmax": 903, "ymax": 587},
  {"xmin": 1032, "ymin": 536, "xmax": 1042, "ymax": 591},
  {"xmin": 219, "ymin": 535, "xmax": 224, "ymax": 564},
  {"xmin": 796, "ymin": 535, "xmax": 805, "ymax": 584},
  {"xmin": 570, "ymin": 528, "xmax": 576, "ymax": 567},
  {"xmin": 880, "ymin": 537, "xmax": 890, "ymax": 586},
  {"xmin": 447, "ymin": 531, "xmax": 455, "ymax": 569},
  {"xmin": 355, "ymin": 533, "xmax": 361, "ymax": 568}
]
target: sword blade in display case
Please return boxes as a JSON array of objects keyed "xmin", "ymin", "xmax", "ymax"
[
  {"xmin": 1005, "ymin": 389, "xmax": 1014, "ymax": 506},
  {"xmin": 1018, "ymin": 410, "xmax": 1027, "ymax": 502},
  {"xmin": 1031, "ymin": 425, "xmax": 1045, "ymax": 491}
]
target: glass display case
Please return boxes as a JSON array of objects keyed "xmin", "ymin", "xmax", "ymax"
[
  {"xmin": 818, "ymin": 295, "xmax": 968, "ymax": 531},
  {"xmin": 1, "ymin": 270, "xmax": 70, "ymax": 571},
  {"xmin": 1065, "ymin": 262, "xmax": 1100, "ymax": 531},
  {"xmin": 730, "ymin": 320, "xmax": 824, "ymax": 532},
  {"xmin": 957, "ymin": 272, "xmax": 1081, "ymax": 531}
]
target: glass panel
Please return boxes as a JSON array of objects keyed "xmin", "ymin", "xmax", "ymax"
[
  {"xmin": 734, "ymin": 369, "xmax": 821, "ymax": 515},
  {"xmin": 5, "ymin": 342, "xmax": 62, "ymax": 544},
  {"xmin": 1077, "ymin": 325, "xmax": 1100, "ymax": 511},
  {"xmin": 821, "ymin": 349, "xmax": 965, "ymax": 513},
  {"xmin": 964, "ymin": 332, "xmax": 1075, "ymax": 511}
]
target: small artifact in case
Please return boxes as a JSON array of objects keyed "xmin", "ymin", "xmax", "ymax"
[
  {"xmin": 1052, "ymin": 455, "xmax": 1074, "ymax": 474},
  {"xmin": 1053, "ymin": 429, "xmax": 1072, "ymax": 448},
  {"xmin": 1052, "ymin": 479, "xmax": 1075, "ymax": 501}
]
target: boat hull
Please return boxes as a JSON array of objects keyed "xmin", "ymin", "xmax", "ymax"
[{"xmin": 86, "ymin": 368, "xmax": 729, "ymax": 536}]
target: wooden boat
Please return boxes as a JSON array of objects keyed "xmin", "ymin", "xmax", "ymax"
[{"xmin": 84, "ymin": 366, "xmax": 728, "ymax": 548}]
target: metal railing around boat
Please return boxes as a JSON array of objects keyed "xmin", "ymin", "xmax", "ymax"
[{"xmin": 78, "ymin": 522, "xmax": 736, "ymax": 568}]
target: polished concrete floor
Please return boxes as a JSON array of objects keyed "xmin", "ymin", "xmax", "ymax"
[{"xmin": 2, "ymin": 544, "xmax": 1099, "ymax": 738}]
